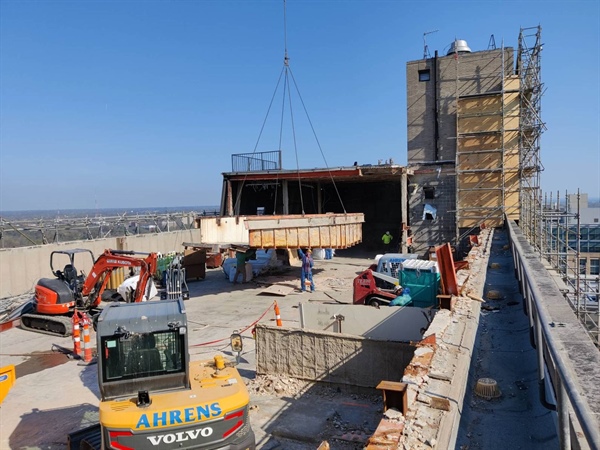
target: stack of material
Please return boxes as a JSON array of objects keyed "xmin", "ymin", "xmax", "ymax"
[{"xmin": 183, "ymin": 248, "xmax": 206, "ymax": 280}]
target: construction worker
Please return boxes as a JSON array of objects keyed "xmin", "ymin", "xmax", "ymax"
[
  {"xmin": 233, "ymin": 248, "xmax": 256, "ymax": 284},
  {"xmin": 381, "ymin": 231, "xmax": 393, "ymax": 253},
  {"xmin": 297, "ymin": 248, "xmax": 315, "ymax": 292}
]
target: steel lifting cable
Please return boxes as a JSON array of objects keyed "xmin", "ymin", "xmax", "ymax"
[
  {"xmin": 282, "ymin": 0, "xmax": 345, "ymax": 214},
  {"xmin": 233, "ymin": 68, "xmax": 286, "ymax": 215},
  {"xmin": 235, "ymin": 0, "xmax": 347, "ymax": 216},
  {"xmin": 280, "ymin": 0, "xmax": 306, "ymax": 215},
  {"xmin": 285, "ymin": 70, "xmax": 307, "ymax": 215},
  {"xmin": 288, "ymin": 68, "xmax": 347, "ymax": 214},
  {"xmin": 272, "ymin": 62, "xmax": 290, "ymax": 214}
]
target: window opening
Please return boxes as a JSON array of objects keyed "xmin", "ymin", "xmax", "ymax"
[
  {"xmin": 590, "ymin": 258, "xmax": 599, "ymax": 276},
  {"xmin": 423, "ymin": 204, "xmax": 437, "ymax": 221}
]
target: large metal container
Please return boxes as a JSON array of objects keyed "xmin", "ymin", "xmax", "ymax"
[{"xmin": 195, "ymin": 213, "xmax": 364, "ymax": 249}]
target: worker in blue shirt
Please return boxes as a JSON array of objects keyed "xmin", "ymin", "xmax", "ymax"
[{"xmin": 297, "ymin": 248, "xmax": 315, "ymax": 292}]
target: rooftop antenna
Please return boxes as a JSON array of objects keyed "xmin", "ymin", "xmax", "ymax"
[
  {"xmin": 423, "ymin": 29, "xmax": 439, "ymax": 59},
  {"xmin": 488, "ymin": 34, "xmax": 497, "ymax": 50}
]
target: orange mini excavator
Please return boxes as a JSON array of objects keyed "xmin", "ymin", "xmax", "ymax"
[{"xmin": 20, "ymin": 249, "xmax": 158, "ymax": 336}]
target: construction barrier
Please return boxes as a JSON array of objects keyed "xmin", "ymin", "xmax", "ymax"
[
  {"xmin": 82, "ymin": 314, "xmax": 92, "ymax": 363},
  {"xmin": 274, "ymin": 301, "xmax": 282, "ymax": 327},
  {"xmin": 72, "ymin": 314, "xmax": 81, "ymax": 357}
]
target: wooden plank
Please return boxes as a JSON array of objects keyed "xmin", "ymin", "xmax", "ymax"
[
  {"xmin": 259, "ymin": 284, "xmax": 296, "ymax": 297},
  {"xmin": 458, "ymin": 172, "xmax": 503, "ymax": 189},
  {"xmin": 458, "ymin": 95, "xmax": 502, "ymax": 115},
  {"xmin": 458, "ymin": 116, "xmax": 502, "ymax": 133},
  {"xmin": 504, "ymin": 75, "xmax": 520, "ymax": 91},
  {"xmin": 457, "ymin": 152, "xmax": 502, "ymax": 170},
  {"xmin": 458, "ymin": 135, "xmax": 502, "ymax": 152}
]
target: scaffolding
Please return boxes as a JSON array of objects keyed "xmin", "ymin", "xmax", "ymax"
[
  {"xmin": 539, "ymin": 191, "xmax": 600, "ymax": 347},
  {"xmin": 454, "ymin": 44, "xmax": 518, "ymax": 244},
  {"xmin": 517, "ymin": 26, "xmax": 545, "ymax": 249}
]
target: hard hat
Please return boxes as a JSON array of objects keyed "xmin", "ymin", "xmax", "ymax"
[{"xmin": 386, "ymin": 231, "xmax": 390, "ymax": 234}]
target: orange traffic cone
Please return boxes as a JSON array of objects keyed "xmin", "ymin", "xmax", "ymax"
[
  {"xmin": 274, "ymin": 301, "xmax": 282, "ymax": 327},
  {"xmin": 82, "ymin": 314, "xmax": 93, "ymax": 363},
  {"xmin": 72, "ymin": 313, "xmax": 81, "ymax": 357}
]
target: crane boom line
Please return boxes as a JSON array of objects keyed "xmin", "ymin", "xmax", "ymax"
[
  {"xmin": 286, "ymin": 68, "xmax": 305, "ymax": 215},
  {"xmin": 288, "ymin": 67, "xmax": 347, "ymax": 214},
  {"xmin": 233, "ymin": 68, "xmax": 286, "ymax": 215}
]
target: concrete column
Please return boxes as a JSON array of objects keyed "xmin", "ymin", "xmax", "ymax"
[
  {"xmin": 317, "ymin": 182, "xmax": 322, "ymax": 214},
  {"xmin": 283, "ymin": 180, "xmax": 289, "ymax": 215},
  {"xmin": 220, "ymin": 179, "xmax": 227, "ymax": 216},
  {"xmin": 226, "ymin": 180, "xmax": 234, "ymax": 216}
]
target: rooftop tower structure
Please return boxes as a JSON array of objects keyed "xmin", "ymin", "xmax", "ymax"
[{"xmin": 406, "ymin": 29, "xmax": 543, "ymax": 255}]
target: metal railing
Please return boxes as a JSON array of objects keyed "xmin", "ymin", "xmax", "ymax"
[
  {"xmin": 508, "ymin": 218, "xmax": 600, "ymax": 450},
  {"xmin": 0, "ymin": 210, "xmax": 219, "ymax": 249},
  {"xmin": 231, "ymin": 150, "xmax": 282, "ymax": 172}
]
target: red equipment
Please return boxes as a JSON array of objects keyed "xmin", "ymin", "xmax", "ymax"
[
  {"xmin": 353, "ymin": 268, "xmax": 401, "ymax": 307},
  {"xmin": 21, "ymin": 249, "xmax": 158, "ymax": 336}
]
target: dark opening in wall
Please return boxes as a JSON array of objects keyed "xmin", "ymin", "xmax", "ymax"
[
  {"xmin": 418, "ymin": 69, "xmax": 431, "ymax": 82},
  {"xmin": 423, "ymin": 187, "xmax": 435, "ymax": 199}
]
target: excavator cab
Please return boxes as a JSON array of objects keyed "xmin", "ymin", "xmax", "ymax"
[{"xmin": 50, "ymin": 249, "xmax": 95, "ymax": 291}]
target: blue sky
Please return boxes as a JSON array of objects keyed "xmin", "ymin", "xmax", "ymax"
[{"xmin": 1, "ymin": 0, "xmax": 598, "ymax": 211}]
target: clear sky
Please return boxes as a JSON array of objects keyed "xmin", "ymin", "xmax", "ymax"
[{"xmin": 1, "ymin": 0, "xmax": 598, "ymax": 211}]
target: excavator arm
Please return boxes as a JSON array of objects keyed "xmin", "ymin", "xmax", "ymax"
[{"xmin": 82, "ymin": 250, "xmax": 158, "ymax": 308}]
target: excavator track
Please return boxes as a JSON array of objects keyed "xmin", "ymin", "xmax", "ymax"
[
  {"xmin": 67, "ymin": 423, "xmax": 101, "ymax": 450},
  {"xmin": 20, "ymin": 313, "xmax": 73, "ymax": 337}
]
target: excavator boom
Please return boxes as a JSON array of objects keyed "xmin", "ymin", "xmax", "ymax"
[{"xmin": 81, "ymin": 250, "xmax": 158, "ymax": 308}]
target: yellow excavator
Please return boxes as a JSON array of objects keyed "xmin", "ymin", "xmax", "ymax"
[{"xmin": 68, "ymin": 298, "xmax": 255, "ymax": 450}]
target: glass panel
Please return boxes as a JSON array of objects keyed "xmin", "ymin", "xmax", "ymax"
[
  {"xmin": 590, "ymin": 259, "xmax": 600, "ymax": 276},
  {"xmin": 102, "ymin": 330, "xmax": 184, "ymax": 381}
]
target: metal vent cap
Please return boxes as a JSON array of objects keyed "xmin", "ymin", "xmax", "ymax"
[{"xmin": 447, "ymin": 39, "xmax": 472, "ymax": 55}]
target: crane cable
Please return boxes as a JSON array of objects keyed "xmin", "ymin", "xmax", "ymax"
[
  {"xmin": 233, "ymin": 67, "xmax": 285, "ymax": 215},
  {"xmin": 282, "ymin": 0, "xmax": 345, "ymax": 214},
  {"xmin": 280, "ymin": 0, "xmax": 306, "ymax": 215},
  {"xmin": 234, "ymin": 0, "xmax": 347, "ymax": 216},
  {"xmin": 287, "ymin": 67, "xmax": 347, "ymax": 214}
]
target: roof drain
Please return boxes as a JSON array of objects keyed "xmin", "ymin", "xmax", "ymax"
[{"xmin": 474, "ymin": 378, "xmax": 502, "ymax": 400}]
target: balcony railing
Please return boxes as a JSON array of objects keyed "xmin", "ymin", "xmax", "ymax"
[{"xmin": 231, "ymin": 150, "xmax": 282, "ymax": 172}]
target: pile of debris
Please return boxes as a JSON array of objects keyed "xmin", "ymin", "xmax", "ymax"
[
  {"xmin": 246, "ymin": 374, "xmax": 309, "ymax": 397},
  {"xmin": 0, "ymin": 293, "xmax": 32, "ymax": 323}
]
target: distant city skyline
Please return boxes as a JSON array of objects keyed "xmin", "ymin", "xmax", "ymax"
[{"xmin": 1, "ymin": 1, "xmax": 598, "ymax": 211}]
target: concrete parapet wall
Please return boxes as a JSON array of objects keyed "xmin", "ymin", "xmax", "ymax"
[
  {"xmin": 255, "ymin": 324, "xmax": 417, "ymax": 388},
  {"xmin": 0, "ymin": 229, "xmax": 202, "ymax": 298}
]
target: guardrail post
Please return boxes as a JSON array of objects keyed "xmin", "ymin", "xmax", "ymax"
[{"xmin": 557, "ymin": 377, "xmax": 571, "ymax": 450}]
